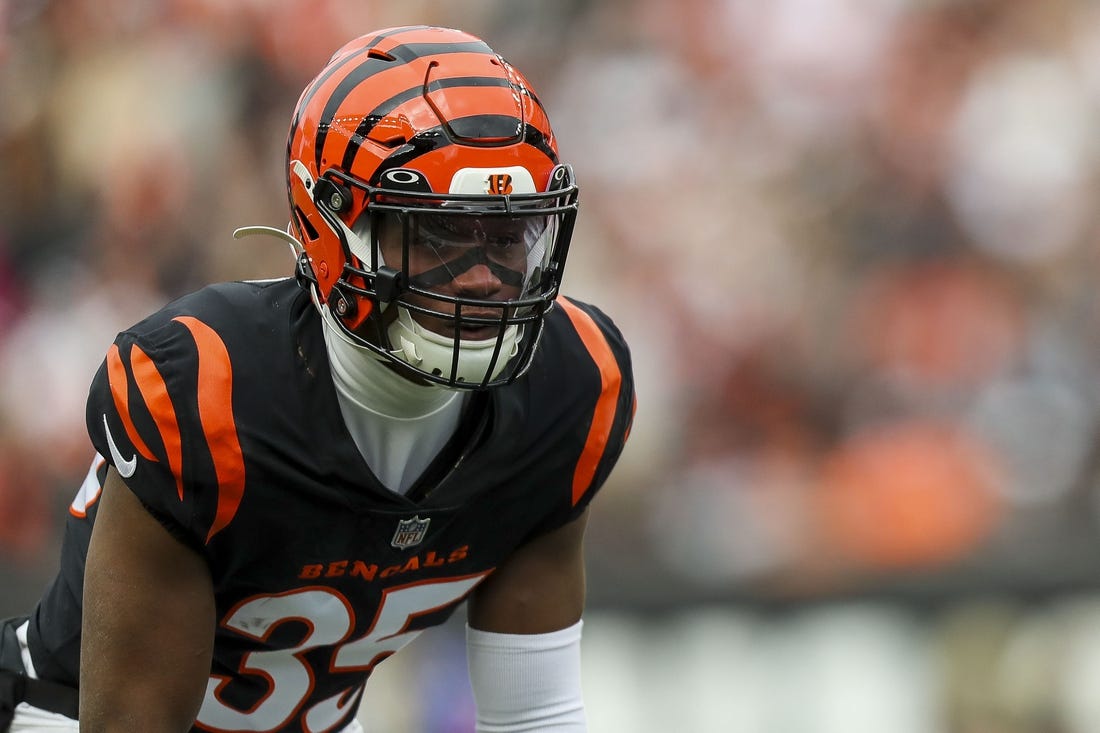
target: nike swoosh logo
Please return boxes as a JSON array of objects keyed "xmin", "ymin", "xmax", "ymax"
[{"xmin": 103, "ymin": 414, "xmax": 137, "ymax": 478}]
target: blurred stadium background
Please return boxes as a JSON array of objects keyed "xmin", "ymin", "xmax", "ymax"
[{"xmin": 4, "ymin": 0, "xmax": 1100, "ymax": 730}]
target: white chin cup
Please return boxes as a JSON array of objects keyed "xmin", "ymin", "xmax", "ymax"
[{"xmin": 387, "ymin": 308, "xmax": 519, "ymax": 384}]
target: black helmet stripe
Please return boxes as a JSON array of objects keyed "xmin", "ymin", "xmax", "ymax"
[
  {"xmin": 339, "ymin": 85, "xmax": 424, "ymax": 172},
  {"xmin": 385, "ymin": 40, "xmax": 492, "ymax": 63},
  {"xmin": 426, "ymin": 75, "xmax": 516, "ymax": 93},
  {"xmin": 313, "ymin": 57, "xmax": 402, "ymax": 171},
  {"xmin": 340, "ymin": 76, "xmax": 523, "ymax": 172},
  {"xmin": 315, "ymin": 41, "xmax": 503, "ymax": 172},
  {"xmin": 373, "ymin": 128, "xmax": 451, "ymax": 177},
  {"xmin": 520, "ymin": 122, "xmax": 558, "ymax": 162},
  {"xmin": 287, "ymin": 26, "xmax": 433, "ymax": 162},
  {"xmin": 371, "ymin": 121, "xmax": 559, "ymax": 183},
  {"xmin": 287, "ymin": 45, "xmax": 375, "ymax": 165}
]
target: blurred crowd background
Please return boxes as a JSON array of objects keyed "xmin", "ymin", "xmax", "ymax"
[{"xmin": 3, "ymin": 0, "xmax": 1100, "ymax": 730}]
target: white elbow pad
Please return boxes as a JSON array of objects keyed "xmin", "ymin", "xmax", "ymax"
[{"xmin": 466, "ymin": 620, "xmax": 586, "ymax": 732}]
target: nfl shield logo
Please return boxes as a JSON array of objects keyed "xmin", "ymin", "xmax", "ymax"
[{"xmin": 391, "ymin": 516, "xmax": 431, "ymax": 549}]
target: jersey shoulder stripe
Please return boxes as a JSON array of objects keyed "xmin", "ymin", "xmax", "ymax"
[
  {"xmin": 130, "ymin": 343, "xmax": 183, "ymax": 499},
  {"xmin": 555, "ymin": 296, "xmax": 630, "ymax": 506},
  {"xmin": 99, "ymin": 310, "xmax": 248, "ymax": 543},
  {"xmin": 105, "ymin": 344, "xmax": 158, "ymax": 463},
  {"xmin": 174, "ymin": 316, "xmax": 246, "ymax": 543}
]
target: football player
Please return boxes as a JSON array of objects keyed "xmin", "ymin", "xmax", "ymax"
[{"xmin": 0, "ymin": 26, "xmax": 634, "ymax": 733}]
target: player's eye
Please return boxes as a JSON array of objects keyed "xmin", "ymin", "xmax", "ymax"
[{"xmin": 486, "ymin": 235, "xmax": 521, "ymax": 250}]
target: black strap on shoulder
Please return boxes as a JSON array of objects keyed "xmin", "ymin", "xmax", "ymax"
[
  {"xmin": 0, "ymin": 669, "xmax": 79, "ymax": 721},
  {"xmin": 0, "ymin": 617, "xmax": 24, "ymax": 673},
  {"xmin": 0, "ymin": 667, "xmax": 16, "ymax": 730},
  {"xmin": 0, "ymin": 616, "xmax": 80, "ymax": 723}
]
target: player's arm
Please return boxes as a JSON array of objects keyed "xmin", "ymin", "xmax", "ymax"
[
  {"xmin": 465, "ymin": 509, "xmax": 590, "ymax": 732},
  {"xmin": 468, "ymin": 508, "xmax": 588, "ymax": 633},
  {"xmin": 79, "ymin": 467, "xmax": 215, "ymax": 732}
]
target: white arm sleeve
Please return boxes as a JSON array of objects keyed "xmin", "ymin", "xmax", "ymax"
[{"xmin": 466, "ymin": 620, "xmax": 587, "ymax": 732}]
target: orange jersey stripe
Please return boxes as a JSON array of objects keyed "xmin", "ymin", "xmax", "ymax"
[
  {"xmin": 131, "ymin": 346, "xmax": 184, "ymax": 500},
  {"xmin": 174, "ymin": 317, "xmax": 246, "ymax": 543},
  {"xmin": 105, "ymin": 344, "xmax": 157, "ymax": 462},
  {"xmin": 557, "ymin": 298, "xmax": 623, "ymax": 506}
]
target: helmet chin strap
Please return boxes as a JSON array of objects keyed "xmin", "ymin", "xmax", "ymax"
[{"xmin": 388, "ymin": 309, "xmax": 520, "ymax": 385}]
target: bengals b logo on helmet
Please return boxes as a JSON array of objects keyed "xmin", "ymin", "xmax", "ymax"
[{"xmin": 487, "ymin": 174, "xmax": 513, "ymax": 195}]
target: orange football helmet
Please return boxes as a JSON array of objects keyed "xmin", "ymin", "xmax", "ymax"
[{"xmin": 285, "ymin": 26, "xmax": 579, "ymax": 388}]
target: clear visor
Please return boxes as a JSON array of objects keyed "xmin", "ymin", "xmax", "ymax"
[{"xmin": 367, "ymin": 209, "xmax": 559, "ymax": 302}]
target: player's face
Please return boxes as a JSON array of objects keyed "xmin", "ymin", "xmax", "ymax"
[{"xmin": 375, "ymin": 212, "xmax": 547, "ymax": 340}]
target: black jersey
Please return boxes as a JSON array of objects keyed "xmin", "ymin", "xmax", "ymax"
[{"xmin": 26, "ymin": 278, "xmax": 635, "ymax": 732}]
